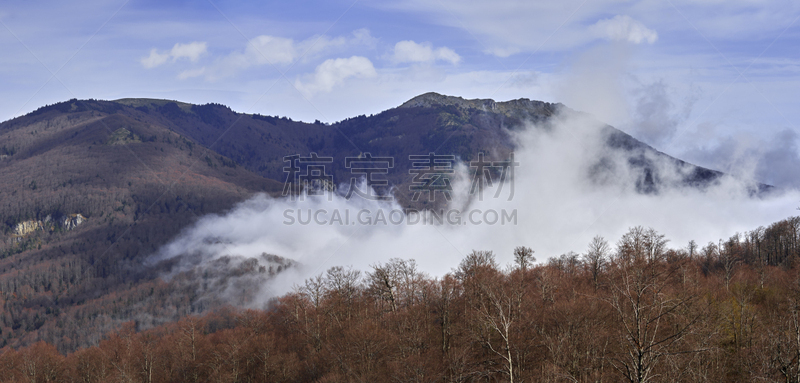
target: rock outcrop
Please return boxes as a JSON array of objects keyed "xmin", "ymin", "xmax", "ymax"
[
  {"xmin": 399, "ymin": 92, "xmax": 560, "ymax": 120},
  {"xmin": 62, "ymin": 214, "xmax": 86, "ymax": 231},
  {"xmin": 11, "ymin": 213, "xmax": 87, "ymax": 238},
  {"xmin": 13, "ymin": 220, "xmax": 44, "ymax": 237}
]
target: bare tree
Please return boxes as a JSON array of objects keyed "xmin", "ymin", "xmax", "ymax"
[
  {"xmin": 584, "ymin": 235, "xmax": 609, "ymax": 289},
  {"xmin": 367, "ymin": 258, "xmax": 425, "ymax": 312},
  {"xmin": 701, "ymin": 242, "xmax": 717, "ymax": 276},
  {"xmin": 720, "ymin": 236, "xmax": 740, "ymax": 291},
  {"xmin": 513, "ymin": 246, "xmax": 535, "ymax": 271},
  {"xmin": 457, "ymin": 250, "xmax": 498, "ymax": 280},
  {"xmin": 459, "ymin": 251, "xmax": 520, "ymax": 383},
  {"xmin": 606, "ymin": 227, "xmax": 699, "ymax": 383},
  {"xmin": 476, "ymin": 279, "xmax": 518, "ymax": 383},
  {"xmin": 367, "ymin": 262, "xmax": 400, "ymax": 312},
  {"xmin": 687, "ymin": 240, "xmax": 698, "ymax": 259},
  {"xmin": 766, "ymin": 278, "xmax": 800, "ymax": 382},
  {"xmin": 325, "ymin": 266, "xmax": 362, "ymax": 321}
]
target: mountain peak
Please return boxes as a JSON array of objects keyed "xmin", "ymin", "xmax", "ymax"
[
  {"xmin": 399, "ymin": 92, "xmax": 561, "ymax": 119},
  {"xmin": 400, "ymin": 92, "xmax": 496, "ymax": 110}
]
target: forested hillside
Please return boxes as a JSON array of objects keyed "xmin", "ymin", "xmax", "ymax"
[
  {"xmin": 2, "ymin": 217, "xmax": 800, "ymax": 382},
  {"xmin": 0, "ymin": 99, "xmax": 285, "ymax": 352}
]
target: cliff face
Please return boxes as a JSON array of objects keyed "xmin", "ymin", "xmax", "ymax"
[
  {"xmin": 62, "ymin": 214, "xmax": 86, "ymax": 231},
  {"xmin": 13, "ymin": 220, "xmax": 43, "ymax": 237},
  {"xmin": 12, "ymin": 213, "xmax": 86, "ymax": 238}
]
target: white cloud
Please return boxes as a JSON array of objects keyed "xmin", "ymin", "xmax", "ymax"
[
  {"xmin": 141, "ymin": 49, "xmax": 171, "ymax": 69},
  {"xmin": 392, "ymin": 40, "xmax": 461, "ymax": 65},
  {"xmin": 300, "ymin": 28, "xmax": 378, "ymax": 59},
  {"xmin": 380, "ymin": 0, "xmax": 617, "ymax": 55},
  {"xmin": 246, "ymin": 35, "xmax": 297, "ymax": 65},
  {"xmin": 678, "ymin": 127, "xmax": 800, "ymax": 188},
  {"xmin": 350, "ymin": 28, "xmax": 378, "ymax": 47},
  {"xmin": 295, "ymin": 56, "xmax": 377, "ymax": 96},
  {"xmin": 624, "ymin": 80, "xmax": 695, "ymax": 146},
  {"xmin": 590, "ymin": 15, "xmax": 658, "ymax": 44},
  {"xmin": 140, "ymin": 41, "xmax": 208, "ymax": 69},
  {"xmin": 170, "ymin": 41, "xmax": 208, "ymax": 61},
  {"xmin": 384, "ymin": 0, "xmax": 741, "ymax": 54},
  {"xmin": 208, "ymin": 29, "xmax": 376, "ymax": 80}
]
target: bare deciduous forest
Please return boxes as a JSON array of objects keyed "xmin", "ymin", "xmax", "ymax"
[
  {"xmin": 3, "ymin": 220, "xmax": 800, "ymax": 382},
  {"xmin": 0, "ymin": 100, "xmax": 286, "ymax": 352}
]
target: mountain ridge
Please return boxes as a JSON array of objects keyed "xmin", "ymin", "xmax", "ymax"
[{"xmin": 0, "ymin": 92, "xmax": 763, "ymax": 351}]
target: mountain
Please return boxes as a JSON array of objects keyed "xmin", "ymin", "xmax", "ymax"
[
  {"xmin": 0, "ymin": 99, "xmax": 285, "ymax": 351},
  {"xmin": 121, "ymin": 92, "xmax": 733, "ymax": 205},
  {"xmin": 0, "ymin": 93, "xmax": 743, "ymax": 351}
]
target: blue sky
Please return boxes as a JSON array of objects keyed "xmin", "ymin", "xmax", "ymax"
[{"xmin": 2, "ymin": 0, "xmax": 800, "ymax": 186}]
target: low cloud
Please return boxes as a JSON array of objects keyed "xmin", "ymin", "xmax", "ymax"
[
  {"xmin": 294, "ymin": 56, "xmax": 377, "ymax": 96},
  {"xmin": 758, "ymin": 129, "xmax": 800, "ymax": 187},
  {"xmin": 140, "ymin": 41, "xmax": 208, "ymax": 69},
  {"xmin": 392, "ymin": 40, "xmax": 461, "ymax": 65},
  {"xmin": 681, "ymin": 128, "xmax": 800, "ymax": 188},
  {"xmin": 626, "ymin": 80, "xmax": 696, "ymax": 147},
  {"xmin": 590, "ymin": 15, "xmax": 658, "ymax": 44},
  {"xmin": 152, "ymin": 110, "xmax": 800, "ymax": 308}
]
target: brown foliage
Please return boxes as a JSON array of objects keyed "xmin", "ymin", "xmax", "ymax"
[{"xmin": 1, "ymin": 225, "xmax": 799, "ymax": 382}]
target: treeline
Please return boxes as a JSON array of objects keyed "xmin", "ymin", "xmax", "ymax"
[
  {"xmin": 4, "ymin": 222, "xmax": 800, "ymax": 382},
  {"xmin": 719, "ymin": 216, "xmax": 800, "ymax": 268}
]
